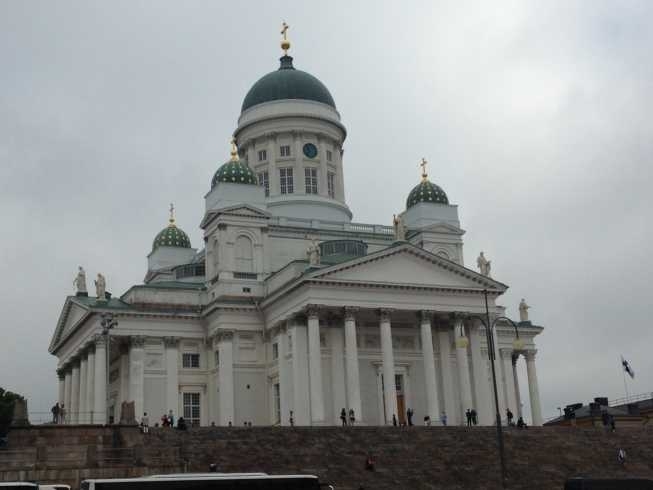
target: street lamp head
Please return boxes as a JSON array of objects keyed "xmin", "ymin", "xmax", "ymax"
[{"xmin": 513, "ymin": 337, "xmax": 525, "ymax": 351}]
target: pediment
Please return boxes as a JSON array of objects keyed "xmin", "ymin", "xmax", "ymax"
[
  {"xmin": 311, "ymin": 244, "xmax": 505, "ymax": 291},
  {"xmin": 201, "ymin": 204, "xmax": 270, "ymax": 228},
  {"xmin": 417, "ymin": 222, "xmax": 465, "ymax": 235},
  {"xmin": 49, "ymin": 297, "xmax": 91, "ymax": 353}
]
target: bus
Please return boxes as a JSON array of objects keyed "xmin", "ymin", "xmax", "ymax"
[{"xmin": 81, "ymin": 474, "xmax": 331, "ymax": 490}]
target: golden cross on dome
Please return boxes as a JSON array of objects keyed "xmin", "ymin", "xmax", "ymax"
[
  {"xmin": 280, "ymin": 22, "xmax": 291, "ymax": 55},
  {"xmin": 420, "ymin": 158, "xmax": 428, "ymax": 181},
  {"xmin": 169, "ymin": 202, "xmax": 176, "ymax": 226},
  {"xmin": 230, "ymin": 137, "xmax": 238, "ymax": 161}
]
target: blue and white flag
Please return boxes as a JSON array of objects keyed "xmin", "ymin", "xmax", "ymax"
[{"xmin": 621, "ymin": 356, "xmax": 635, "ymax": 379}]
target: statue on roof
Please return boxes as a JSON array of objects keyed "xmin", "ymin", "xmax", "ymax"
[
  {"xmin": 73, "ymin": 266, "xmax": 87, "ymax": 295},
  {"xmin": 307, "ymin": 238, "xmax": 321, "ymax": 266},
  {"xmin": 393, "ymin": 214, "xmax": 407, "ymax": 241},
  {"xmin": 95, "ymin": 273, "xmax": 106, "ymax": 302},
  {"xmin": 477, "ymin": 252, "xmax": 491, "ymax": 277},
  {"xmin": 519, "ymin": 298, "xmax": 530, "ymax": 322}
]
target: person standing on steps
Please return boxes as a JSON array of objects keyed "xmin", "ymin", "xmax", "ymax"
[
  {"xmin": 506, "ymin": 408, "xmax": 514, "ymax": 426},
  {"xmin": 465, "ymin": 409, "xmax": 472, "ymax": 426},
  {"xmin": 407, "ymin": 408, "xmax": 414, "ymax": 426},
  {"xmin": 349, "ymin": 408, "xmax": 356, "ymax": 426},
  {"xmin": 168, "ymin": 409, "xmax": 175, "ymax": 428},
  {"xmin": 340, "ymin": 408, "xmax": 347, "ymax": 426},
  {"xmin": 471, "ymin": 408, "xmax": 478, "ymax": 426},
  {"xmin": 140, "ymin": 412, "xmax": 149, "ymax": 434},
  {"xmin": 392, "ymin": 414, "xmax": 397, "ymax": 426},
  {"xmin": 440, "ymin": 411, "xmax": 447, "ymax": 426},
  {"xmin": 289, "ymin": 410, "xmax": 294, "ymax": 427}
]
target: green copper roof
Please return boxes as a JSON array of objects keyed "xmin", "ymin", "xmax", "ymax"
[
  {"xmin": 152, "ymin": 224, "xmax": 192, "ymax": 251},
  {"xmin": 406, "ymin": 179, "xmax": 449, "ymax": 208},
  {"xmin": 211, "ymin": 159, "xmax": 258, "ymax": 188},
  {"xmin": 241, "ymin": 56, "xmax": 336, "ymax": 112}
]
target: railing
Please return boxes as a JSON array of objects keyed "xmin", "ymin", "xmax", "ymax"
[
  {"xmin": 609, "ymin": 392, "xmax": 653, "ymax": 407},
  {"xmin": 28, "ymin": 411, "xmax": 102, "ymax": 425}
]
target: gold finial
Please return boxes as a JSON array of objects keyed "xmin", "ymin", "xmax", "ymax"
[
  {"xmin": 168, "ymin": 202, "xmax": 176, "ymax": 226},
  {"xmin": 230, "ymin": 137, "xmax": 239, "ymax": 161},
  {"xmin": 280, "ymin": 21, "xmax": 291, "ymax": 55},
  {"xmin": 420, "ymin": 158, "xmax": 428, "ymax": 181}
]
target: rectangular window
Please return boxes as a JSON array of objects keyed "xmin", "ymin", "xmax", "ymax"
[
  {"xmin": 305, "ymin": 167, "xmax": 318, "ymax": 194},
  {"xmin": 182, "ymin": 353, "xmax": 200, "ymax": 368},
  {"xmin": 280, "ymin": 167, "xmax": 294, "ymax": 194},
  {"xmin": 327, "ymin": 172, "xmax": 336, "ymax": 198},
  {"xmin": 258, "ymin": 170, "xmax": 269, "ymax": 197},
  {"xmin": 326, "ymin": 150, "xmax": 333, "ymax": 162},
  {"xmin": 258, "ymin": 149, "xmax": 267, "ymax": 161},
  {"xmin": 280, "ymin": 145, "xmax": 291, "ymax": 157},
  {"xmin": 272, "ymin": 342, "xmax": 279, "ymax": 360},
  {"xmin": 183, "ymin": 392, "xmax": 201, "ymax": 427}
]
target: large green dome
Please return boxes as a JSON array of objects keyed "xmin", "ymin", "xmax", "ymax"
[
  {"xmin": 241, "ymin": 56, "xmax": 336, "ymax": 112},
  {"xmin": 406, "ymin": 179, "xmax": 449, "ymax": 208},
  {"xmin": 211, "ymin": 160, "xmax": 257, "ymax": 188},
  {"xmin": 152, "ymin": 224, "xmax": 191, "ymax": 251}
]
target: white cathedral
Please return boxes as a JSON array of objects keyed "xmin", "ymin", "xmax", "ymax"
[{"xmin": 49, "ymin": 29, "xmax": 544, "ymax": 428}]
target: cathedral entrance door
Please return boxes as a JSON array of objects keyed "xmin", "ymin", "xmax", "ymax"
[{"xmin": 395, "ymin": 374, "xmax": 406, "ymax": 425}]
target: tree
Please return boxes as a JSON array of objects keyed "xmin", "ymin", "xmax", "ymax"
[{"xmin": 0, "ymin": 387, "xmax": 24, "ymax": 437}]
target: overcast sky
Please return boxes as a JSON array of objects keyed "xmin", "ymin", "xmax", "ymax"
[{"xmin": 1, "ymin": 0, "xmax": 652, "ymax": 423}]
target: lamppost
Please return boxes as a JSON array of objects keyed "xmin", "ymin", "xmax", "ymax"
[
  {"xmin": 100, "ymin": 312, "xmax": 118, "ymax": 424},
  {"xmin": 466, "ymin": 289, "xmax": 523, "ymax": 486}
]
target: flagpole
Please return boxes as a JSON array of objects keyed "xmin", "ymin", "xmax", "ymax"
[{"xmin": 621, "ymin": 356, "xmax": 630, "ymax": 403}]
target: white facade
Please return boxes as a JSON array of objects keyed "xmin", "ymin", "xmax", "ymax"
[{"xmin": 49, "ymin": 46, "xmax": 544, "ymax": 428}]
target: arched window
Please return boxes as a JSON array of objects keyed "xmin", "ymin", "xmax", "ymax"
[
  {"xmin": 235, "ymin": 235, "xmax": 253, "ymax": 272},
  {"xmin": 436, "ymin": 250, "xmax": 450, "ymax": 260}
]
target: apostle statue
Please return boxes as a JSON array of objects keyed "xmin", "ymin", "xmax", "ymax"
[
  {"xmin": 519, "ymin": 298, "xmax": 530, "ymax": 322},
  {"xmin": 73, "ymin": 266, "xmax": 87, "ymax": 295},
  {"xmin": 393, "ymin": 214, "xmax": 407, "ymax": 241},
  {"xmin": 306, "ymin": 238, "xmax": 321, "ymax": 266},
  {"xmin": 95, "ymin": 273, "xmax": 107, "ymax": 301},
  {"xmin": 477, "ymin": 252, "xmax": 491, "ymax": 277}
]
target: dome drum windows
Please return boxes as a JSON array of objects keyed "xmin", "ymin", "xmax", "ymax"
[
  {"xmin": 327, "ymin": 172, "xmax": 336, "ymax": 198},
  {"xmin": 280, "ymin": 168, "xmax": 294, "ymax": 194},
  {"xmin": 258, "ymin": 149, "xmax": 267, "ymax": 162},
  {"xmin": 280, "ymin": 145, "xmax": 291, "ymax": 157},
  {"xmin": 305, "ymin": 167, "xmax": 318, "ymax": 194}
]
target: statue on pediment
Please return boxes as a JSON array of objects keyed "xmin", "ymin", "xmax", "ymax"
[
  {"xmin": 307, "ymin": 238, "xmax": 321, "ymax": 266},
  {"xmin": 95, "ymin": 273, "xmax": 106, "ymax": 301},
  {"xmin": 519, "ymin": 298, "xmax": 530, "ymax": 322},
  {"xmin": 73, "ymin": 266, "xmax": 87, "ymax": 295},
  {"xmin": 393, "ymin": 214, "xmax": 406, "ymax": 241},
  {"xmin": 477, "ymin": 252, "xmax": 491, "ymax": 277}
]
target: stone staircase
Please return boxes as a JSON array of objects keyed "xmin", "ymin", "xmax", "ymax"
[{"xmin": 1, "ymin": 425, "xmax": 652, "ymax": 489}]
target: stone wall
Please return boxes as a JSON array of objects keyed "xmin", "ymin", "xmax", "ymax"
[{"xmin": 1, "ymin": 425, "xmax": 652, "ymax": 489}]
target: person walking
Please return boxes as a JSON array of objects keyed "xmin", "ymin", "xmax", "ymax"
[
  {"xmin": 340, "ymin": 408, "xmax": 347, "ymax": 426},
  {"xmin": 140, "ymin": 412, "xmax": 150, "ymax": 434},
  {"xmin": 407, "ymin": 408, "xmax": 414, "ymax": 427},
  {"xmin": 349, "ymin": 408, "xmax": 356, "ymax": 426},
  {"xmin": 465, "ymin": 409, "xmax": 472, "ymax": 426},
  {"xmin": 51, "ymin": 403, "xmax": 60, "ymax": 424},
  {"xmin": 471, "ymin": 409, "xmax": 478, "ymax": 426}
]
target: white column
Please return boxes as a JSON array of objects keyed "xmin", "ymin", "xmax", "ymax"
[
  {"xmin": 330, "ymin": 326, "xmax": 347, "ymax": 424},
  {"xmin": 306, "ymin": 306, "xmax": 325, "ymax": 424},
  {"xmin": 438, "ymin": 328, "xmax": 456, "ymax": 425},
  {"xmin": 70, "ymin": 359, "xmax": 80, "ymax": 424},
  {"xmin": 128, "ymin": 336, "xmax": 145, "ymax": 421},
  {"xmin": 293, "ymin": 131, "xmax": 304, "ymax": 194},
  {"xmin": 455, "ymin": 319, "xmax": 473, "ymax": 424},
  {"xmin": 217, "ymin": 332, "xmax": 235, "ymax": 426},
  {"xmin": 379, "ymin": 309, "xmax": 397, "ymax": 425},
  {"xmin": 318, "ymin": 136, "xmax": 329, "ymax": 197},
  {"xmin": 164, "ymin": 337, "xmax": 179, "ymax": 417},
  {"xmin": 86, "ymin": 347, "xmax": 95, "ymax": 423},
  {"xmin": 119, "ymin": 342, "xmax": 129, "ymax": 405},
  {"xmin": 344, "ymin": 307, "xmax": 362, "ymax": 424},
  {"xmin": 93, "ymin": 335, "xmax": 107, "ymax": 424},
  {"xmin": 268, "ymin": 133, "xmax": 279, "ymax": 196},
  {"xmin": 64, "ymin": 368, "xmax": 72, "ymax": 423},
  {"xmin": 290, "ymin": 320, "xmax": 310, "ymax": 425},
  {"xmin": 57, "ymin": 370, "xmax": 65, "ymax": 406},
  {"xmin": 277, "ymin": 327, "xmax": 290, "ymax": 426},
  {"xmin": 79, "ymin": 354, "xmax": 88, "ymax": 424},
  {"xmin": 526, "ymin": 351, "xmax": 543, "ymax": 426},
  {"xmin": 501, "ymin": 349, "xmax": 517, "ymax": 420},
  {"xmin": 513, "ymin": 354, "xmax": 523, "ymax": 418},
  {"xmin": 207, "ymin": 337, "xmax": 217, "ymax": 426},
  {"xmin": 491, "ymin": 327, "xmax": 507, "ymax": 423},
  {"xmin": 469, "ymin": 322, "xmax": 492, "ymax": 425},
  {"xmin": 419, "ymin": 311, "xmax": 440, "ymax": 422}
]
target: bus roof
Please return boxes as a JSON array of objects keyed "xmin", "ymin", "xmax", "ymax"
[
  {"xmin": 82, "ymin": 475, "xmax": 318, "ymax": 483},
  {"xmin": 147, "ymin": 473, "xmax": 268, "ymax": 479},
  {"xmin": 0, "ymin": 485, "xmax": 39, "ymax": 488}
]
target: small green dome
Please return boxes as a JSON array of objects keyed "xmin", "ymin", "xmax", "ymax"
[
  {"xmin": 241, "ymin": 56, "xmax": 336, "ymax": 112},
  {"xmin": 406, "ymin": 179, "xmax": 449, "ymax": 208},
  {"xmin": 152, "ymin": 224, "xmax": 191, "ymax": 251},
  {"xmin": 211, "ymin": 160, "xmax": 258, "ymax": 188}
]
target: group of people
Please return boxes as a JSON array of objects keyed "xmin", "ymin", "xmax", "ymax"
[
  {"xmin": 50, "ymin": 402, "xmax": 66, "ymax": 424},
  {"xmin": 465, "ymin": 408, "xmax": 479, "ymax": 426},
  {"xmin": 339, "ymin": 408, "xmax": 356, "ymax": 426},
  {"xmin": 506, "ymin": 408, "xmax": 528, "ymax": 429}
]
